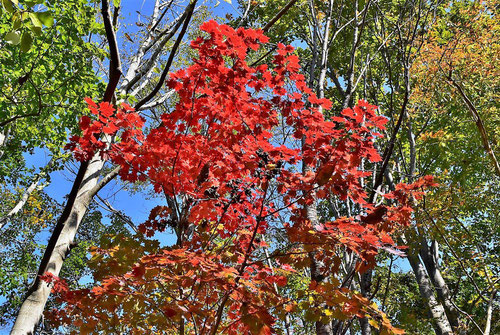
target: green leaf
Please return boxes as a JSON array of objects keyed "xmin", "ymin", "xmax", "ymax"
[
  {"xmin": 113, "ymin": 0, "xmax": 121, "ymax": 7},
  {"xmin": 224, "ymin": 0, "xmax": 231, "ymax": 3},
  {"xmin": 20, "ymin": 32, "xmax": 32, "ymax": 52},
  {"xmin": 12, "ymin": 16, "xmax": 21, "ymax": 29},
  {"xmin": 29, "ymin": 12, "xmax": 42, "ymax": 28},
  {"xmin": 4, "ymin": 31, "xmax": 20, "ymax": 45},
  {"xmin": 29, "ymin": 25, "xmax": 42, "ymax": 36},
  {"xmin": 36, "ymin": 12, "xmax": 54, "ymax": 27},
  {"xmin": 2, "ymin": 0, "xmax": 14, "ymax": 13}
]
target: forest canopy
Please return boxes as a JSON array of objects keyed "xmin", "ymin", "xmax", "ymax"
[{"xmin": 0, "ymin": 1, "xmax": 498, "ymax": 335}]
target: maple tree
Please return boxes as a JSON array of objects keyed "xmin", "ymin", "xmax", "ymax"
[
  {"xmin": 3, "ymin": 0, "xmax": 496, "ymax": 334},
  {"xmin": 38, "ymin": 21, "xmax": 436, "ymax": 334}
]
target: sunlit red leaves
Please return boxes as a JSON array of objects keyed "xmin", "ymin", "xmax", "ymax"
[
  {"xmin": 60, "ymin": 20, "xmax": 432, "ymax": 334},
  {"xmin": 66, "ymin": 101, "xmax": 144, "ymax": 162},
  {"xmin": 40, "ymin": 272, "xmax": 69, "ymax": 294}
]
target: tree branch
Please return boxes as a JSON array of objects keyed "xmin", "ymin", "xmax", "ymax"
[
  {"xmin": 95, "ymin": 194, "xmax": 138, "ymax": 233},
  {"xmin": 102, "ymin": 0, "xmax": 123, "ymax": 103},
  {"xmin": 262, "ymin": 0, "xmax": 299, "ymax": 33},
  {"xmin": 446, "ymin": 73, "xmax": 500, "ymax": 176},
  {"xmin": 135, "ymin": 0, "xmax": 197, "ymax": 110}
]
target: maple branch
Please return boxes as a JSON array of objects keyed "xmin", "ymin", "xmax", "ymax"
[
  {"xmin": 380, "ymin": 255, "xmax": 394, "ymax": 312},
  {"xmin": 135, "ymin": 0, "xmax": 197, "ymax": 110},
  {"xmin": 0, "ymin": 112, "xmax": 41, "ymax": 128},
  {"xmin": 239, "ymin": 0, "xmax": 252, "ymax": 25},
  {"xmin": 342, "ymin": 0, "xmax": 373, "ymax": 109},
  {"xmin": 0, "ymin": 157, "xmax": 55, "ymax": 231},
  {"xmin": 246, "ymin": 250, "xmax": 309, "ymax": 267},
  {"xmin": 369, "ymin": 85, "xmax": 409, "ymax": 203},
  {"xmin": 317, "ymin": 0, "xmax": 334, "ymax": 112},
  {"xmin": 211, "ymin": 187, "xmax": 270, "ymax": 335},
  {"xmin": 121, "ymin": 9, "xmax": 189, "ymax": 95},
  {"xmin": 240, "ymin": 192, "xmax": 269, "ymax": 272},
  {"xmin": 112, "ymin": 1, "xmax": 120, "ymax": 28},
  {"xmin": 150, "ymin": 0, "xmax": 174, "ymax": 33},
  {"xmin": 144, "ymin": 5, "xmax": 191, "ymax": 54},
  {"xmin": 351, "ymin": 30, "xmax": 396, "ymax": 95},
  {"xmin": 118, "ymin": 0, "xmax": 163, "ymax": 93},
  {"xmin": 249, "ymin": 44, "xmax": 278, "ymax": 67},
  {"xmin": 102, "ymin": 0, "xmax": 122, "ymax": 103},
  {"xmin": 447, "ymin": 298, "xmax": 485, "ymax": 335},
  {"xmin": 90, "ymin": 165, "xmax": 120, "ymax": 196},
  {"xmin": 95, "ymin": 194, "xmax": 138, "ymax": 233},
  {"xmin": 218, "ymin": 298, "xmax": 294, "ymax": 334},
  {"xmin": 262, "ymin": 184, "xmax": 322, "ymax": 220},
  {"xmin": 137, "ymin": 89, "xmax": 175, "ymax": 111}
]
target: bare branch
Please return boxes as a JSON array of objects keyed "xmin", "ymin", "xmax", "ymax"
[
  {"xmin": 95, "ymin": 194, "xmax": 138, "ymax": 233},
  {"xmin": 90, "ymin": 166, "xmax": 121, "ymax": 196},
  {"xmin": 135, "ymin": 0, "xmax": 197, "ymax": 110},
  {"xmin": 0, "ymin": 158, "xmax": 56, "ymax": 231}
]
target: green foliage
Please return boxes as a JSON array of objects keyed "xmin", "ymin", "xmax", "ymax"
[{"xmin": 0, "ymin": 0, "xmax": 104, "ymax": 181}]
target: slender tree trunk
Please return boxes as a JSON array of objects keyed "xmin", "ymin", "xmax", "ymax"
[
  {"xmin": 11, "ymin": 2, "xmax": 121, "ymax": 333},
  {"xmin": 359, "ymin": 271, "xmax": 373, "ymax": 335},
  {"xmin": 0, "ymin": 126, "xmax": 9, "ymax": 161},
  {"xmin": 0, "ymin": 158, "xmax": 54, "ymax": 231},
  {"xmin": 418, "ymin": 239, "xmax": 460, "ymax": 330},
  {"xmin": 10, "ymin": 156, "xmax": 107, "ymax": 334},
  {"xmin": 308, "ymin": 203, "xmax": 334, "ymax": 335},
  {"xmin": 11, "ymin": 0, "xmax": 203, "ymax": 331},
  {"xmin": 407, "ymin": 107, "xmax": 460, "ymax": 333},
  {"xmin": 407, "ymin": 250, "xmax": 454, "ymax": 335},
  {"xmin": 484, "ymin": 290, "xmax": 496, "ymax": 335},
  {"xmin": 306, "ymin": 2, "xmax": 334, "ymax": 333}
]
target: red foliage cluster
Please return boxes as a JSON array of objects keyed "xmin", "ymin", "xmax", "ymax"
[{"xmin": 51, "ymin": 21, "xmax": 434, "ymax": 334}]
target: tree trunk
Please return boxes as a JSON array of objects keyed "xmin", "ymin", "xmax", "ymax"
[
  {"xmin": 307, "ymin": 199, "xmax": 334, "ymax": 335},
  {"xmin": 418, "ymin": 239, "xmax": 460, "ymax": 330},
  {"xmin": 0, "ymin": 126, "xmax": 9, "ymax": 161},
  {"xmin": 407, "ymin": 250, "xmax": 454, "ymax": 335},
  {"xmin": 11, "ymin": 2, "xmax": 121, "ymax": 333},
  {"xmin": 11, "ymin": 155, "xmax": 105, "ymax": 334},
  {"xmin": 359, "ymin": 272, "xmax": 373, "ymax": 335}
]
